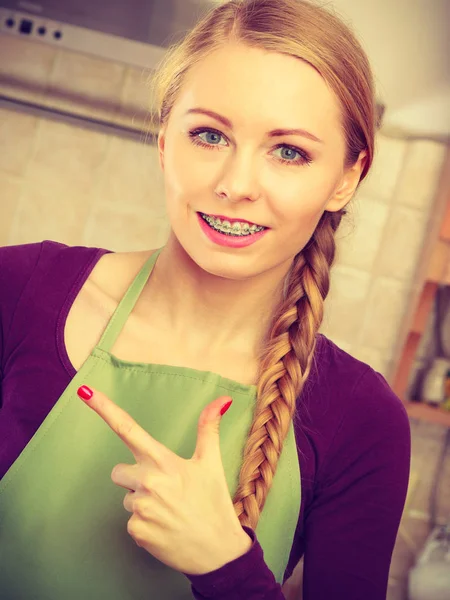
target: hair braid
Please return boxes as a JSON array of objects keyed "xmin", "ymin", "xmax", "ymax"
[{"xmin": 233, "ymin": 210, "xmax": 344, "ymax": 530}]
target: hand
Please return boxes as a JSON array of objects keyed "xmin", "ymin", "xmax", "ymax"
[{"xmin": 77, "ymin": 385, "xmax": 253, "ymax": 575}]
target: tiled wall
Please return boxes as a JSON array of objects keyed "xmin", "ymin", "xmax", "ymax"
[
  {"xmin": 323, "ymin": 137, "xmax": 447, "ymax": 379},
  {"xmin": 1, "ymin": 33, "xmax": 450, "ymax": 600}
]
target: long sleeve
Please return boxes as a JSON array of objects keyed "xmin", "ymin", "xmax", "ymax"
[
  {"xmin": 185, "ymin": 525, "xmax": 287, "ymax": 599},
  {"xmin": 301, "ymin": 368, "xmax": 411, "ymax": 599}
]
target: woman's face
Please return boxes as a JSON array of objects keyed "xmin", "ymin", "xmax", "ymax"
[{"xmin": 158, "ymin": 42, "xmax": 365, "ymax": 281}]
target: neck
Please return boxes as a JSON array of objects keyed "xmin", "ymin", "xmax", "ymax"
[{"xmin": 143, "ymin": 233, "xmax": 291, "ymax": 358}]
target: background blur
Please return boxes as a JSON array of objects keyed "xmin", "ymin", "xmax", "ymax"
[{"xmin": 1, "ymin": 1, "xmax": 449, "ymax": 599}]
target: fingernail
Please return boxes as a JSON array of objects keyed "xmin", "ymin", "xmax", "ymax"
[
  {"xmin": 220, "ymin": 400, "xmax": 233, "ymax": 416},
  {"xmin": 77, "ymin": 385, "xmax": 93, "ymax": 401}
]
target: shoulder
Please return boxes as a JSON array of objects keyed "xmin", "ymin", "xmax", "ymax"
[
  {"xmin": 0, "ymin": 240, "xmax": 107, "ymax": 314},
  {"xmin": 0, "ymin": 239, "xmax": 105, "ymax": 283},
  {"xmin": 317, "ymin": 334, "xmax": 409, "ymax": 427},
  {"xmin": 0, "ymin": 240, "xmax": 105, "ymax": 350},
  {"xmin": 0, "ymin": 240, "xmax": 158, "ymax": 343},
  {"xmin": 0, "ymin": 239, "xmax": 44, "ymax": 289},
  {"xmin": 306, "ymin": 334, "xmax": 408, "ymax": 420},
  {"xmin": 0, "ymin": 239, "xmax": 158, "ymax": 302}
]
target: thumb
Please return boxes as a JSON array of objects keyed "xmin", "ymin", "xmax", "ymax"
[{"xmin": 193, "ymin": 396, "xmax": 233, "ymax": 463}]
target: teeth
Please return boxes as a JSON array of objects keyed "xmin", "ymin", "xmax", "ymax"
[{"xmin": 200, "ymin": 213, "xmax": 265, "ymax": 236}]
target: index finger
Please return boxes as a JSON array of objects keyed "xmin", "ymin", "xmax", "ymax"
[{"xmin": 77, "ymin": 385, "xmax": 168, "ymax": 463}]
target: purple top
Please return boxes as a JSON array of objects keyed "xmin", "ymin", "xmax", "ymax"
[{"xmin": 0, "ymin": 240, "xmax": 411, "ymax": 600}]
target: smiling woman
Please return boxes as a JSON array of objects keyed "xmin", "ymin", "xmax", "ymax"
[{"xmin": 0, "ymin": 1, "xmax": 410, "ymax": 600}]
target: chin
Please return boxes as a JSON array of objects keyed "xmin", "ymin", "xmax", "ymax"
[{"xmin": 180, "ymin": 238, "xmax": 258, "ymax": 281}]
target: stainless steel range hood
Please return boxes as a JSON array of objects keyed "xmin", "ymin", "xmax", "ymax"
[{"xmin": 0, "ymin": 0, "xmax": 214, "ymax": 69}]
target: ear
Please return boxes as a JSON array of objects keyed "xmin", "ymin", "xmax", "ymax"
[
  {"xmin": 158, "ymin": 127, "xmax": 166, "ymax": 172},
  {"xmin": 325, "ymin": 150, "xmax": 368, "ymax": 212}
]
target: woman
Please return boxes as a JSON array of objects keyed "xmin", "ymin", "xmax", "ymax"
[{"xmin": 0, "ymin": 0, "xmax": 411, "ymax": 598}]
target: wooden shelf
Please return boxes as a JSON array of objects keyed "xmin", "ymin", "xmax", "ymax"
[
  {"xmin": 427, "ymin": 240, "xmax": 450, "ymax": 283},
  {"xmin": 391, "ymin": 148, "xmax": 450, "ymax": 426},
  {"xmin": 404, "ymin": 400, "xmax": 450, "ymax": 427},
  {"xmin": 410, "ymin": 282, "xmax": 439, "ymax": 334}
]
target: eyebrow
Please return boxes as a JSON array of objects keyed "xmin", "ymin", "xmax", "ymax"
[{"xmin": 184, "ymin": 107, "xmax": 324, "ymax": 144}]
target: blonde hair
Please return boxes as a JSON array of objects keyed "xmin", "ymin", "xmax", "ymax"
[{"xmin": 149, "ymin": 0, "xmax": 377, "ymax": 530}]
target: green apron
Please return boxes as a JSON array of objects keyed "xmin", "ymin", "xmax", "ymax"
[{"xmin": 0, "ymin": 246, "xmax": 301, "ymax": 599}]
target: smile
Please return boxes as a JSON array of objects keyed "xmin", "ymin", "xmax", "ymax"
[{"xmin": 198, "ymin": 212, "xmax": 266, "ymax": 236}]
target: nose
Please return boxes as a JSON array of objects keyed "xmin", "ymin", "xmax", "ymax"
[{"xmin": 216, "ymin": 150, "xmax": 262, "ymax": 204}]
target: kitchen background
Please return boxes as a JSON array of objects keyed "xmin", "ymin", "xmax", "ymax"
[{"xmin": 1, "ymin": 0, "xmax": 449, "ymax": 598}]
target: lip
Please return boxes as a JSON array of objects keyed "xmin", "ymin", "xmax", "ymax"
[{"xmin": 198, "ymin": 212, "xmax": 267, "ymax": 228}]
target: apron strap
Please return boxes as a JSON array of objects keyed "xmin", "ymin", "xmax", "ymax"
[{"xmin": 96, "ymin": 247, "xmax": 163, "ymax": 353}]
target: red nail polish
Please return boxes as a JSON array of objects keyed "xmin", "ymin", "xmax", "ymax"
[
  {"xmin": 220, "ymin": 400, "xmax": 233, "ymax": 416},
  {"xmin": 77, "ymin": 385, "xmax": 93, "ymax": 401}
]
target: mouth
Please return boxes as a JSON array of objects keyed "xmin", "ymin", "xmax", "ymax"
[{"xmin": 197, "ymin": 212, "xmax": 268, "ymax": 237}]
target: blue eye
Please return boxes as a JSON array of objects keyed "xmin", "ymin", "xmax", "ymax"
[{"xmin": 188, "ymin": 127, "xmax": 313, "ymax": 167}]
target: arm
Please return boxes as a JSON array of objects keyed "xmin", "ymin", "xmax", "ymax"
[{"xmin": 301, "ymin": 368, "xmax": 411, "ymax": 600}]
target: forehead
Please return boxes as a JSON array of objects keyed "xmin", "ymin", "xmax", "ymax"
[{"xmin": 173, "ymin": 43, "xmax": 343, "ymax": 139}]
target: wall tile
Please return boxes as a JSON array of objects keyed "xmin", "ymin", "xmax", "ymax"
[
  {"xmin": 361, "ymin": 277, "xmax": 412, "ymax": 351},
  {"xmin": 0, "ymin": 35, "xmax": 56, "ymax": 103},
  {"xmin": 0, "ymin": 107, "xmax": 38, "ymax": 176},
  {"xmin": 394, "ymin": 140, "xmax": 446, "ymax": 210},
  {"xmin": 115, "ymin": 66, "xmax": 156, "ymax": 131},
  {"xmin": 358, "ymin": 135, "xmax": 408, "ymax": 203},
  {"xmin": 0, "ymin": 175, "xmax": 22, "ymax": 245},
  {"xmin": 44, "ymin": 50, "xmax": 125, "ymax": 121},
  {"xmin": 83, "ymin": 205, "xmax": 171, "ymax": 253},
  {"xmin": 8, "ymin": 176, "xmax": 93, "ymax": 247},
  {"xmin": 336, "ymin": 196, "xmax": 390, "ymax": 272},
  {"xmin": 373, "ymin": 205, "xmax": 429, "ymax": 282},
  {"xmin": 96, "ymin": 136, "xmax": 166, "ymax": 214},
  {"xmin": 27, "ymin": 118, "xmax": 108, "ymax": 194},
  {"xmin": 320, "ymin": 265, "xmax": 371, "ymax": 345}
]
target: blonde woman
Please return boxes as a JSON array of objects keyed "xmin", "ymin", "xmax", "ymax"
[{"xmin": 0, "ymin": 1, "xmax": 411, "ymax": 598}]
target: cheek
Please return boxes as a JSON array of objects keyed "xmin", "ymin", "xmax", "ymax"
[
  {"xmin": 287, "ymin": 165, "xmax": 340, "ymax": 215},
  {"xmin": 272, "ymin": 176, "xmax": 338, "ymax": 248},
  {"xmin": 276, "ymin": 188, "xmax": 331, "ymax": 231},
  {"xmin": 164, "ymin": 146, "xmax": 215, "ymax": 203},
  {"xmin": 289, "ymin": 208, "xmax": 324, "ymax": 250}
]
